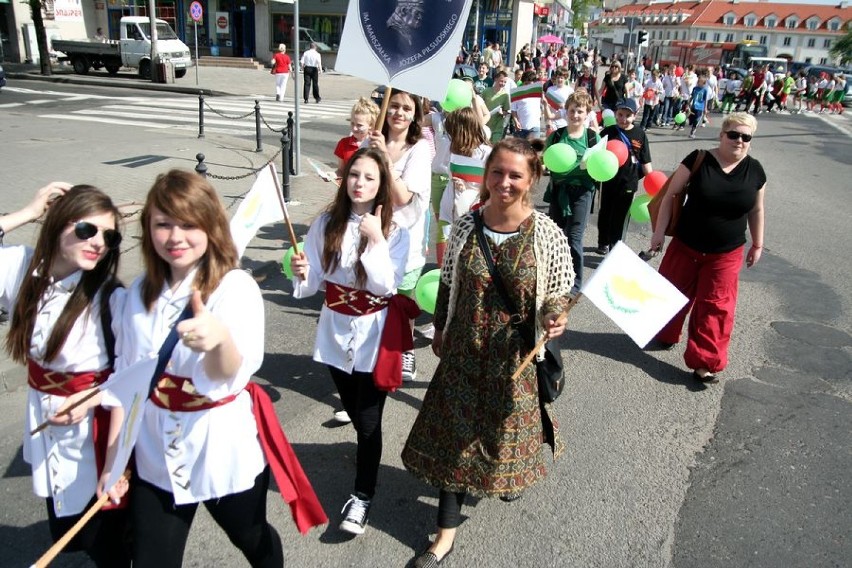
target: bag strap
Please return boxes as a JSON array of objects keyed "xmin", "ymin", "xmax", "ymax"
[
  {"xmin": 687, "ymin": 149, "xmax": 706, "ymax": 189},
  {"xmin": 98, "ymin": 278, "xmax": 124, "ymax": 369},
  {"xmin": 147, "ymin": 302, "xmax": 194, "ymax": 397},
  {"xmin": 472, "ymin": 211, "xmax": 536, "ymax": 349}
]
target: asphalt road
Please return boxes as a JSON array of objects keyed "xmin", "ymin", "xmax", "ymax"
[{"xmin": 0, "ymin": 81, "xmax": 850, "ymax": 568}]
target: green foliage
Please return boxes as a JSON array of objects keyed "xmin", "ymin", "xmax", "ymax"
[
  {"xmin": 829, "ymin": 29, "xmax": 852, "ymax": 65},
  {"xmin": 572, "ymin": 0, "xmax": 603, "ymax": 33}
]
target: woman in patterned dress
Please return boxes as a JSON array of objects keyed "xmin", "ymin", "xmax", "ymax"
[{"xmin": 402, "ymin": 138, "xmax": 574, "ymax": 567}]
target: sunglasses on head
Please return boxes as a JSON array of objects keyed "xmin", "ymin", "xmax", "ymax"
[
  {"xmin": 73, "ymin": 221, "xmax": 122, "ymax": 249},
  {"xmin": 724, "ymin": 131, "xmax": 753, "ymax": 142}
]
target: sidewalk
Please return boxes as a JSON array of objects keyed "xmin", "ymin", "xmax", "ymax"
[{"xmin": 4, "ymin": 61, "xmax": 376, "ymax": 99}]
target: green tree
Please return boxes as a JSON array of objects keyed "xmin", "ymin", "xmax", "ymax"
[
  {"xmin": 26, "ymin": 0, "xmax": 52, "ymax": 75},
  {"xmin": 829, "ymin": 29, "xmax": 852, "ymax": 66},
  {"xmin": 572, "ymin": 0, "xmax": 604, "ymax": 34}
]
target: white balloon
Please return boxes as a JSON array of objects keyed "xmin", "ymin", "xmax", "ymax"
[{"xmin": 601, "ymin": 109, "xmax": 615, "ymax": 118}]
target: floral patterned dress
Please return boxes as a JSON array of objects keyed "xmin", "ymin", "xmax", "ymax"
[{"xmin": 402, "ymin": 214, "xmax": 568, "ymax": 498}]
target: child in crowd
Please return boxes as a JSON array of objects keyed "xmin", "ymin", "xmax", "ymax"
[
  {"xmin": 511, "ymin": 70, "xmax": 544, "ymax": 140},
  {"xmin": 544, "ymin": 67, "xmax": 574, "ymax": 135},
  {"xmin": 335, "ymin": 97, "xmax": 380, "ymax": 177},
  {"xmin": 438, "ymin": 107, "xmax": 492, "ymax": 242},
  {"xmin": 640, "ymin": 69, "xmax": 662, "ymax": 130},
  {"xmin": 721, "ymin": 71, "xmax": 742, "ymax": 114},
  {"xmin": 688, "ymin": 75, "xmax": 710, "ymax": 138},
  {"xmin": 625, "ymin": 69, "xmax": 644, "ymax": 115},
  {"xmin": 597, "ymin": 98, "xmax": 653, "ymax": 255}
]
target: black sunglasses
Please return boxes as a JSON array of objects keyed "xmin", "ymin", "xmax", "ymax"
[
  {"xmin": 724, "ymin": 131, "xmax": 753, "ymax": 142},
  {"xmin": 73, "ymin": 221, "xmax": 122, "ymax": 249}
]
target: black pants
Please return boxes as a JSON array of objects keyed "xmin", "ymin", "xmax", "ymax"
[
  {"xmin": 436, "ymin": 490, "xmax": 466, "ymax": 529},
  {"xmin": 303, "ymin": 66, "xmax": 320, "ymax": 102},
  {"xmin": 328, "ymin": 365, "xmax": 388, "ymax": 498},
  {"xmin": 46, "ymin": 497, "xmax": 131, "ymax": 567},
  {"xmin": 597, "ymin": 186, "xmax": 636, "ymax": 249},
  {"xmin": 130, "ymin": 468, "xmax": 282, "ymax": 568}
]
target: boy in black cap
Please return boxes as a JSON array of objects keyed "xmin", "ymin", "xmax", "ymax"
[{"xmin": 596, "ymin": 98, "xmax": 654, "ymax": 254}]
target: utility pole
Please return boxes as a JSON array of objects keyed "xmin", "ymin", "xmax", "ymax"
[{"xmin": 148, "ymin": 0, "xmax": 158, "ymax": 81}]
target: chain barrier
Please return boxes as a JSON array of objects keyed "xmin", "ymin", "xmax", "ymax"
[
  {"xmin": 202, "ymin": 98, "xmax": 256, "ymax": 120},
  {"xmin": 260, "ymin": 112, "xmax": 287, "ymax": 133}
]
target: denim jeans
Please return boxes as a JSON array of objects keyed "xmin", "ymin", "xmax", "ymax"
[{"xmin": 547, "ymin": 183, "xmax": 594, "ymax": 293}]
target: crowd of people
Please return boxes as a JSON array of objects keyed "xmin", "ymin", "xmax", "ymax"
[{"xmin": 2, "ymin": 40, "xmax": 775, "ymax": 568}]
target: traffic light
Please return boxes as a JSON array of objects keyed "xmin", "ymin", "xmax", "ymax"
[{"xmin": 638, "ymin": 30, "xmax": 649, "ymax": 47}]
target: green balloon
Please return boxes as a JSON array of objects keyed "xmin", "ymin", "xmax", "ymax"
[
  {"xmin": 281, "ymin": 246, "xmax": 296, "ymax": 278},
  {"xmin": 414, "ymin": 269, "xmax": 441, "ymax": 314},
  {"xmin": 442, "ymin": 79, "xmax": 473, "ymax": 112},
  {"xmin": 629, "ymin": 194, "xmax": 653, "ymax": 223},
  {"xmin": 586, "ymin": 150, "xmax": 620, "ymax": 182},
  {"xmin": 674, "ymin": 112, "xmax": 687, "ymax": 125},
  {"xmin": 543, "ymin": 143, "xmax": 578, "ymax": 174},
  {"xmin": 602, "ymin": 115, "xmax": 617, "ymax": 127}
]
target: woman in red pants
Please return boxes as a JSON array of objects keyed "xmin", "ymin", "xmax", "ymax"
[{"xmin": 649, "ymin": 112, "xmax": 766, "ymax": 384}]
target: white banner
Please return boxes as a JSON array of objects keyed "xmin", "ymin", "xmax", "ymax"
[
  {"xmin": 335, "ymin": 0, "xmax": 473, "ymax": 102},
  {"xmin": 582, "ymin": 242, "xmax": 688, "ymax": 347}
]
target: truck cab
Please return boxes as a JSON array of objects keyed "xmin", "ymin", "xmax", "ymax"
[{"xmin": 120, "ymin": 16, "xmax": 192, "ymax": 78}]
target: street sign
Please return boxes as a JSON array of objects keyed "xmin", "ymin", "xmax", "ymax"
[{"xmin": 190, "ymin": 1, "xmax": 203, "ymax": 23}]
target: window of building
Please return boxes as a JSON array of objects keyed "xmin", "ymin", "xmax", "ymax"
[
  {"xmin": 745, "ymin": 16, "xmax": 756, "ymax": 27},
  {"xmin": 765, "ymin": 17, "xmax": 776, "ymax": 28},
  {"xmin": 786, "ymin": 18, "xmax": 798, "ymax": 29},
  {"xmin": 745, "ymin": 34, "xmax": 754, "ymax": 41},
  {"xmin": 807, "ymin": 38, "xmax": 815, "ymax": 47},
  {"xmin": 783, "ymin": 37, "xmax": 791, "ymax": 46},
  {"xmin": 713, "ymin": 32, "xmax": 720, "ymax": 42},
  {"xmin": 724, "ymin": 15, "xmax": 735, "ymax": 25},
  {"xmin": 759, "ymin": 36, "xmax": 767, "ymax": 45},
  {"xmin": 823, "ymin": 39, "xmax": 831, "ymax": 48},
  {"xmin": 725, "ymin": 33, "xmax": 734, "ymax": 42},
  {"xmin": 806, "ymin": 19, "xmax": 819, "ymax": 31},
  {"xmin": 666, "ymin": 31, "xmax": 671, "ymax": 39},
  {"xmin": 828, "ymin": 19, "xmax": 840, "ymax": 31},
  {"xmin": 805, "ymin": 57, "xmax": 812, "ymax": 63},
  {"xmin": 819, "ymin": 57, "xmax": 827, "ymax": 64},
  {"xmin": 699, "ymin": 31, "xmax": 706, "ymax": 41}
]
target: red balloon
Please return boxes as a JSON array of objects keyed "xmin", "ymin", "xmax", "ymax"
[
  {"xmin": 674, "ymin": 66, "xmax": 684, "ymax": 77},
  {"xmin": 595, "ymin": 110, "xmax": 603, "ymax": 125},
  {"xmin": 606, "ymin": 139, "xmax": 629, "ymax": 167},
  {"xmin": 643, "ymin": 171, "xmax": 668, "ymax": 196}
]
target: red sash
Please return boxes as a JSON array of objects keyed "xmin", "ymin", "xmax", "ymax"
[
  {"xmin": 323, "ymin": 282, "xmax": 420, "ymax": 392},
  {"xmin": 148, "ymin": 374, "xmax": 328, "ymax": 534},
  {"xmin": 27, "ymin": 359, "xmax": 125, "ymax": 510}
]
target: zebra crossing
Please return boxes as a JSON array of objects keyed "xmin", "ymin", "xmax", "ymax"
[{"xmin": 12, "ymin": 88, "xmax": 354, "ymax": 137}]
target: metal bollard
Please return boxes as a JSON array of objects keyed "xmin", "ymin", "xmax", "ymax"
[
  {"xmin": 198, "ymin": 93, "xmax": 205, "ymax": 139},
  {"xmin": 287, "ymin": 111, "xmax": 296, "ymax": 175},
  {"xmin": 280, "ymin": 129, "xmax": 291, "ymax": 202},
  {"xmin": 254, "ymin": 99, "xmax": 262, "ymax": 153},
  {"xmin": 195, "ymin": 153, "xmax": 207, "ymax": 178}
]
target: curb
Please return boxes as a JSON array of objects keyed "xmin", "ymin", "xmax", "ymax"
[{"xmin": 7, "ymin": 71, "xmax": 228, "ymax": 96}]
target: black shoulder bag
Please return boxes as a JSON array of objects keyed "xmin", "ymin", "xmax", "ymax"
[{"xmin": 473, "ymin": 211, "xmax": 565, "ymax": 403}]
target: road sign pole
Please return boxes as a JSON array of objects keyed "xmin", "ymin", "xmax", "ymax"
[{"xmin": 194, "ymin": 22, "xmax": 199, "ymax": 85}]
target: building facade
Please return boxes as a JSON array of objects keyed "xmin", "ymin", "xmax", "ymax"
[{"xmin": 589, "ymin": 0, "xmax": 852, "ymax": 67}]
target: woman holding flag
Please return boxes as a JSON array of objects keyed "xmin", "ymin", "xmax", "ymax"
[
  {"xmin": 1, "ymin": 182, "xmax": 129, "ymax": 567},
  {"xmin": 102, "ymin": 169, "xmax": 325, "ymax": 567},
  {"xmin": 290, "ymin": 148, "xmax": 412, "ymax": 536}
]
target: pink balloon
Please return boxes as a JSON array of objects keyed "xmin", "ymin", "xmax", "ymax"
[
  {"xmin": 643, "ymin": 171, "xmax": 668, "ymax": 196},
  {"xmin": 606, "ymin": 139, "xmax": 629, "ymax": 167}
]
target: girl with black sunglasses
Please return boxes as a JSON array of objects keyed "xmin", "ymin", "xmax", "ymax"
[{"xmin": 0, "ymin": 183, "xmax": 129, "ymax": 567}]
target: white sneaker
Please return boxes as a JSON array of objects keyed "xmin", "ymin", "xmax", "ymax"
[
  {"xmin": 402, "ymin": 351, "xmax": 417, "ymax": 382},
  {"xmin": 333, "ymin": 410, "xmax": 351, "ymax": 424},
  {"xmin": 419, "ymin": 324, "xmax": 435, "ymax": 340}
]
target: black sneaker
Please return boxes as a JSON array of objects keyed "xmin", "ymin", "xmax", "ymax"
[
  {"xmin": 339, "ymin": 493, "xmax": 371, "ymax": 535},
  {"xmin": 402, "ymin": 351, "xmax": 417, "ymax": 382}
]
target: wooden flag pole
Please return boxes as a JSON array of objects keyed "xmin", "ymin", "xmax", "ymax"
[
  {"xmin": 374, "ymin": 86, "xmax": 393, "ymax": 131},
  {"xmin": 511, "ymin": 293, "xmax": 583, "ymax": 382},
  {"xmin": 269, "ymin": 163, "xmax": 301, "ymax": 254},
  {"xmin": 32, "ymin": 470, "xmax": 131, "ymax": 568},
  {"xmin": 30, "ymin": 387, "xmax": 101, "ymax": 436}
]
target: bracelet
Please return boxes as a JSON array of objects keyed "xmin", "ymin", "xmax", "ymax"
[{"xmin": 752, "ymin": 244, "xmax": 763, "ymax": 249}]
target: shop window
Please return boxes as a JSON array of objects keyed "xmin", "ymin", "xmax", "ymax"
[{"xmin": 272, "ymin": 14, "xmax": 343, "ymax": 51}]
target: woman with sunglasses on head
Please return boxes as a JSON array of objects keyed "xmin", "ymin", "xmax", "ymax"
[
  {"xmin": 0, "ymin": 183, "xmax": 128, "ymax": 567},
  {"xmin": 650, "ymin": 113, "xmax": 766, "ymax": 384},
  {"xmin": 102, "ymin": 170, "xmax": 323, "ymax": 567},
  {"xmin": 290, "ymin": 148, "xmax": 411, "ymax": 535}
]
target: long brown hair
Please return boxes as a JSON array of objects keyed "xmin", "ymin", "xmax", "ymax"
[
  {"xmin": 322, "ymin": 148, "xmax": 394, "ymax": 288},
  {"xmin": 140, "ymin": 170, "xmax": 238, "ymax": 309},
  {"xmin": 6, "ymin": 186, "xmax": 122, "ymax": 365},
  {"xmin": 446, "ymin": 107, "xmax": 487, "ymax": 156},
  {"xmin": 381, "ymin": 90, "xmax": 423, "ymax": 146}
]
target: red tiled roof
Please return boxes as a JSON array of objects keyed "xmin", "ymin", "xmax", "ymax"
[{"xmin": 596, "ymin": 1, "xmax": 852, "ymax": 31}]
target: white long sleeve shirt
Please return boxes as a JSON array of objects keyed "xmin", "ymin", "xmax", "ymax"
[
  {"xmin": 391, "ymin": 139, "xmax": 431, "ymax": 273},
  {"xmin": 291, "ymin": 212, "xmax": 409, "ymax": 374},
  {"xmin": 1, "ymin": 245, "xmax": 123, "ymax": 517},
  {"xmin": 114, "ymin": 269, "xmax": 266, "ymax": 504}
]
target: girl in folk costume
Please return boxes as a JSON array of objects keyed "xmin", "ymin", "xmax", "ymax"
[
  {"xmin": 290, "ymin": 147, "xmax": 415, "ymax": 536},
  {"xmin": 438, "ymin": 107, "xmax": 492, "ymax": 242},
  {"xmin": 102, "ymin": 170, "xmax": 325, "ymax": 567},
  {"xmin": 1, "ymin": 183, "xmax": 129, "ymax": 567},
  {"xmin": 543, "ymin": 66, "xmax": 574, "ymax": 135}
]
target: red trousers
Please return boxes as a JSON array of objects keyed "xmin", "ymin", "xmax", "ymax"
[{"xmin": 656, "ymin": 238, "xmax": 744, "ymax": 373}]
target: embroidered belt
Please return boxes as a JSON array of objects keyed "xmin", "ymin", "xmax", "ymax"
[
  {"xmin": 146, "ymin": 374, "xmax": 329, "ymax": 533},
  {"xmin": 27, "ymin": 359, "xmax": 110, "ymax": 396},
  {"xmin": 324, "ymin": 282, "xmax": 389, "ymax": 316},
  {"xmin": 149, "ymin": 373, "xmax": 237, "ymax": 411}
]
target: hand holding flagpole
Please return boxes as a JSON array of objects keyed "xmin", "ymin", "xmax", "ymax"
[{"xmin": 511, "ymin": 294, "xmax": 582, "ymax": 382}]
